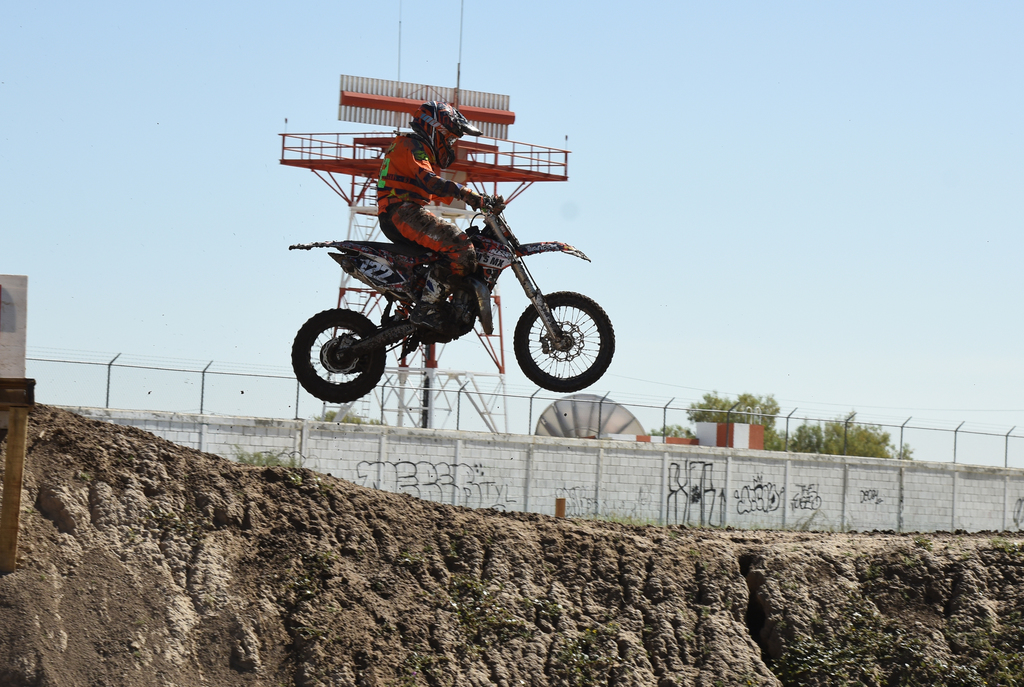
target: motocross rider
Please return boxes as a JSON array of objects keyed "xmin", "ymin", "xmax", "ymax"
[{"xmin": 376, "ymin": 100, "xmax": 496, "ymax": 332}]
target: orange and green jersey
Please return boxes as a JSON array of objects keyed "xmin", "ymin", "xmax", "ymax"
[{"xmin": 376, "ymin": 134, "xmax": 465, "ymax": 214}]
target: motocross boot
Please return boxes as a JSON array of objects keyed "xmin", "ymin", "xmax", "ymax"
[{"xmin": 410, "ymin": 266, "xmax": 451, "ymax": 333}]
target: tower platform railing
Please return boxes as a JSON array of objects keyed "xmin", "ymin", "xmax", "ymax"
[{"xmin": 280, "ymin": 132, "xmax": 569, "ymax": 184}]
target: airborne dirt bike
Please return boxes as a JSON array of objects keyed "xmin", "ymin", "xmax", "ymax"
[{"xmin": 288, "ymin": 199, "xmax": 614, "ymax": 403}]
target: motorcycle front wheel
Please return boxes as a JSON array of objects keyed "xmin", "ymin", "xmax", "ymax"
[
  {"xmin": 291, "ymin": 309, "xmax": 386, "ymax": 403},
  {"xmin": 513, "ymin": 291, "xmax": 615, "ymax": 393}
]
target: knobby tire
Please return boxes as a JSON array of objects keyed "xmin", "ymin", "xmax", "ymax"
[
  {"xmin": 513, "ymin": 291, "xmax": 615, "ymax": 393},
  {"xmin": 291, "ymin": 309, "xmax": 386, "ymax": 403}
]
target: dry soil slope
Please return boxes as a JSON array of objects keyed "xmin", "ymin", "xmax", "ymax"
[{"xmin": 1, "ymin": 406, "xmax": 1023, "ymax": 687}]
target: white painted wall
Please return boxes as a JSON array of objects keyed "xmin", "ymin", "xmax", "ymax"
[
  {"xmin": 1, "ymin": 275, "xmax": 29, "ymax": 431},
  {"xmin": 67, "ymin": 406, "xmax": 1024, "ymax": 533},
  {"xmin": 0, "ymin": 275, "xmax": 27, "ymax": 378}
]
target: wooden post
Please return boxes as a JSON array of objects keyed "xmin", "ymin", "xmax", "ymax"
[
  {"xmin": 0, "ymin": 405, "xmax": 29, "ymax": 573},
  {"xmin": 555, "ymin": 498, "xmax": 566, "ymax": 518},
  {"xmin": 0, "ymin": 378, "xmax": 34, "ymax": 574}
]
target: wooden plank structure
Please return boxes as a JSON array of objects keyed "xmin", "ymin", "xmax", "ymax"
[{"xmin": 0, "ymin": 378, "xmax": 34, "ymax": 573}]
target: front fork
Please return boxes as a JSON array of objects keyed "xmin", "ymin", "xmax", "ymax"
[
  {"xmin": 510, "ymin": 261, "xmax": 568, "ymax": 350},
  {"xmin": 485, "ymin": 214, "xmax": 569, "ymax": 349}
]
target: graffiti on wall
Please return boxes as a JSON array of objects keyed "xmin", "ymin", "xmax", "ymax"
[
  {"xmin": 667, "ymin": 460, "xmax": 725, "ymax": 527},
  {"xmin": 860, "ymin": 489, "xmax": 884, "ymax": 505},
  {"xmin": 554, "ymin": 486, "xmax": 655, "ymax": 519},
  {"xmin": 353, "ymin": 460, "xmax": 516, "ymax": 510},
  {"xmin": 1014, "ymin": 497, "xmax": 1024, "ymax": 529},
  {"xmin": 735, "ymin": 475, "xmax": 783, "ymax": 515},
  {"xmin": 791, "ymin": 484, "xmax": 822, "ymax": 511}
]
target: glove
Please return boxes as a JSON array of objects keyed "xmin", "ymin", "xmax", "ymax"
[
  {"xmin": 461, "ymin": 188, "xmax": 484, "ymax": 210},
  {"xmin": 482, "ymin": 194, "xmax": 504, "ymax": 212}
]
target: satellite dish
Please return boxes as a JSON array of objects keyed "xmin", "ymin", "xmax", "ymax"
[{"xmin": 535, "ymin": 394, "xmax": 645, "ymax": 438}]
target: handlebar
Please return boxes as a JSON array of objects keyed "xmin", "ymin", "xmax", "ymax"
[{"xmin": 483, "ymin": 194, "xmax": 506, "ymax": 215}]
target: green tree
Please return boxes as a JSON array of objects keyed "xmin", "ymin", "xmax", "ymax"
[
  {"xmin": 649, "ymin": 424, "xmax": 695, "ymax": 439},
  {"xmin": 686, "ymin": 392, "xmax": 785, "ymax": 450},
  {"xmin": 787, "ymin": 416, "xmax": 913, "ymax": 459}
]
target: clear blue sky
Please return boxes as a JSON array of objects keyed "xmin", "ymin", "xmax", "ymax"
[{"xmin": 3, "ymin": 2, "xmax": 1023, "ymax": 461}]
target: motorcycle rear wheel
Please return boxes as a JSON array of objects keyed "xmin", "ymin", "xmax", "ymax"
[
  {"xmin": 513, "ymin": 291, "xmax": 615, "ymax": 393},
  {"xmin": 291, "ymin": 309, "xmax": 386, "ymax": 403}
]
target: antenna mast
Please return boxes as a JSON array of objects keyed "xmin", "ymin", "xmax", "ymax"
[{"xmin": 455, "ymin": 0, "xmax": 464, "ymax": 108}]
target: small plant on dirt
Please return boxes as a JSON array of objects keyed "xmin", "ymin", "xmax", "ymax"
[
  {"xmin": 288, "ymin": 550, "xmax": 337, "ymax": 604},
  {"xmin": 942, "ymin": 610, "xmax": 1024, "ymax": 685},
  {"xmin": 294, "ymin": 625, "xmax": 326, "ymax": 641},
  {"xmin": 232, "ymin": 445, "xmax": 303, "ymax": 468},
  {"xmin": 145, "ymin": 504, "xmax": 209, "ymax": 546},
  {"xmin": 989, "ymin": 537, "xmax": 1022, "ymax": 555},
  {"xmin": 550, "ymin": 623, "xmax": 620, "ymax": 687},
  {"xmin": 315, "ymin": 410, "xmax": 383, "ymax": 425},
  {"xmin": 913, "ymin": 535, "xmax": 933, "ymax": 551},
  {"xmin": 774, "ymin": 594, "xmax": 992, "ymax": 686},
  {"xmin": 398, "ymin": 548, "xmax": 426, "ymax": 567},
  {"xmin": 447, "ymin": 574, "xmax": 530, "ymax": 645},
  {"xmin": 521, "ymin": 597, "xmax": 563, "ymax": 624},
  {"xmin": 398, "ymin": 651, "xmax": 448, "ymax": 687}
]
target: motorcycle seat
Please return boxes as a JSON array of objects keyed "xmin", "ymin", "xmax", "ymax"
[{"xmin": 348, "ymin": 241, "xmax": 431, "ymax": 258}]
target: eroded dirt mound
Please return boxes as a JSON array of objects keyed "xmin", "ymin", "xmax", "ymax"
[{"xmin": 1, "ymin": 406, "xmax": 1023, "ymax": 687}]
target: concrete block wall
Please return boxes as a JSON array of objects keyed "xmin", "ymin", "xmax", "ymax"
[{"xmin": 67, "ymin": 407, "xmax": 1024, "ymax": 534}]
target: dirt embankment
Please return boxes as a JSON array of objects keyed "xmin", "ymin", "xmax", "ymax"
[{"xmin": 1, "ymin": 406, "xmax": 1023, "ymax": 687}]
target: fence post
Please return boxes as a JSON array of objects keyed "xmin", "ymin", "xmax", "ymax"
[
  {"xmin": 594, "ymin": 448, "xmax": 604, "ymax": 516},
  {"xmin": 381, "ymin": 376, "xmax": 392, "ymax": 425},
  {"xmin": 1005, "ymin": 426, "xmax": 1015, "ymax": 469},
  {"xmin": 596, "ymin": 392, "xmax": 610, "ymax": 439},
  {"xmin": 105, "ymin": 353, "xmax": 121, "ymax": 408},
  {"xmin": 725, "ymin": 402, "xmax": 739, "ymax": 448},
  {"xmin": 528, "ymin": 388, "xmax": 540, "ymax": 435},
  {"xmin": 899, "ymin": 417, "xmax": 912, "ymax": 460},
  {"xmin": 843, "ymin": 412, "xmax": 856, "ymax": 455},
  {"xmin": 953, "ymin": 421, "xmax": 965, "ymax": 464},
  {"xmin": 784, "ymin": 408, "xmax": 797, "ymax": 451},
  {"xmin": 199, "ymin": 361, "xmax": 212, "ymax": 414},
  {"xmin": 662, "ymin": 397, "xmax": 675, "ymax": 437},
  {"xmin": 456, "ymin": 382, "xmax": 468, "ymax": 430}
]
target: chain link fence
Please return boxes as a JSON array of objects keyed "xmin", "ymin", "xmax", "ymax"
[{"xmin": 26, "ymin": 350, "xmax": 1024, "ymax": 470}]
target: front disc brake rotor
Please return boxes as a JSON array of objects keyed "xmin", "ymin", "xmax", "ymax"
[
  {"xmin": 320, "ymin": 334, "xmax": 361, "ymax": 374},
  {"xmin": 539, "ymin": 322, "xmax": 584, "ymax": 362}
]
